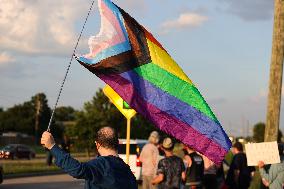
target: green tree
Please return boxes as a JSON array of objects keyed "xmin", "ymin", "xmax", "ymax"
[
  {"xmin": 66, "ymin": 89, "xmax": 124, "ymax": 155},
  {"xmin": 0, "ymin": 101, "xmax": 35, "ymax": 134},
  {"xmin": 253, "ymin": 123, "xmax": 265, "ymax": 142},
  {"xmin": 253, "ymin": 122, "xmax": 282, "ymax": 143},
  {"xmin": 0, "ymin": 93, "xmax": 63, "ymax": 143},
  {"xmin": 131, "ymin": 115, "xmax": 157, "ymax": 139},
  {"xmin": 55, "ymin": 106, "xmax": 76, "ymax": 122}
]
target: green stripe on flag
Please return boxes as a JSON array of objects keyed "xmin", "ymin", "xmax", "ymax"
[{"xmin": 134, "ymin": 62, "xmax": 218, "ymax": 122}]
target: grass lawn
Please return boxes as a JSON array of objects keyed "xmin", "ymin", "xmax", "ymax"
[
  {"xmin": 2, "ymin": 161, "xmax": 60, "ymax": 175},
  {"xmin": 1, "ymin": 154, "xmax": 91, "ymax": 175}
]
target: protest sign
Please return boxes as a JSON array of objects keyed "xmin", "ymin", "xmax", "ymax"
[{"xmin": 245, "ymin": 141, "xmax": 280, "ymax": 166}]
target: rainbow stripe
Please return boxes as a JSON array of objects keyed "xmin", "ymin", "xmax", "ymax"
[{"xmin": 76, "ymin": 0, "xmax": 231, "ymax": 164}]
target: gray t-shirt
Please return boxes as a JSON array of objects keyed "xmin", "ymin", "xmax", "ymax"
[{"xmin": 157, "ymin": 155, "xmax": 185, "ymax": 189}]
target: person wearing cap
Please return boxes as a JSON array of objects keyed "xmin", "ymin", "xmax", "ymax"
[
  {"xmin": 140, "ymin": 131, "xmax": 160, "ymax": 189},
  {"xmin": 258, "ymin": 143, "xmax": 284, "ymax": 189},
  {"xmin": 151, "ymin": 137, "xmax": 186, "ymax": 189}
]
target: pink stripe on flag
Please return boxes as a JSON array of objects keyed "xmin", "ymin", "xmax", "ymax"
[{"xmin": 89, "ymin": 0, "xmax": 127, "ymax": 57}]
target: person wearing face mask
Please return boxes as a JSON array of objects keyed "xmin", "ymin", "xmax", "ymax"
[{"xmin": 41, "ymin": 126, "xmax": 137, "ymax": 189}]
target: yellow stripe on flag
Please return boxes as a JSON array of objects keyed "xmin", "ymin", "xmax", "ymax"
[{"xmin": 147, "ymin": 39, "xmax": 193, "ymax": 85}]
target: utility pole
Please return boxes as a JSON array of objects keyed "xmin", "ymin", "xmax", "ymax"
[
  {"xmin": 35, "ymin": 94, "xmax": 41, "ymax": 144},
  {"xmin": 265, "ymin": 0, "xmax": 284, "ymax": 142}
]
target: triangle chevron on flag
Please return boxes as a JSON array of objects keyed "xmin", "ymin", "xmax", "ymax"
[{"xmin": 76, "ymin": 0, "xmax": 231, "ymax": 165}]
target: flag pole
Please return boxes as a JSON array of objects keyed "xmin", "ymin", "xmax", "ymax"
[
  {"xmin": 46, "ymin": 0, "xmax": 95, "ymax": 132},
  {"xmin": 126, "ymin": 117, "xmax": 131, "ymax": 165}
]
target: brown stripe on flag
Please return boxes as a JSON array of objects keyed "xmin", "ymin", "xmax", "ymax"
[
  {"xmin": 77, "ymin": 50, "xmax": 151, "ymax": 75},
  {"xmin": 117, "ymin": 6, "xmax": 151, "ymax": 64}
]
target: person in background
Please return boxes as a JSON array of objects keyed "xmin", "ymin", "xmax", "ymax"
[
  {"xmin": 225, "ymin": 142, "xmax": 253, "ymax": 189},
  {"xmin": 61, "ymin": 135, "xmax": 71, "ymax": 153},
  {"xmin": 41, "ymin": 127, "xmax": 137, "ymax": 189},
  {"xmin": 46, "ymin": 149, "xmax": 53, "ymax": 166},
  {"xmin": 202, "ymin": 155, "xmax": 218, "ymax": 189},
  {"xmin": 216, "ymin": 161, "xmax": 226, "ymax": 188},
  {"xmin": 140, "ymin": 131, "xmax": 160, "ymax": 189},
  {"xmin": 183, "ymin": 146, "xmax": 204, "ymax": 189},
  {"xmin": 258, "ymin": 143, "xmax": 284, "ymax": 189},
  {"xmin": 152, "ymin": 137, "xmax": 186, "ymax": 189}
]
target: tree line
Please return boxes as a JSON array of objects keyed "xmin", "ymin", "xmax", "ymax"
[
  {"xmin": 1, "ymin": 90, "xmax": 282, "ymax": 152},
  {"xmin": 0, "ymin": 89, "xmax": 156, "ymax": 150}
]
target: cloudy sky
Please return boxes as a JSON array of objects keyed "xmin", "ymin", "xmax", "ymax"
[{"xmin": 0, "ymin": 0, "xmax": 279, "ymax": 136}]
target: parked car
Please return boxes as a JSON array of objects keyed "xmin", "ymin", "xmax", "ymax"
[
  {"xmin": 118, "ymin": 139, "xmax": 147, "ymax": 182},
  {"xmin": 0, "ymin": 144, "xmax": 35, "ymax": 160},
  {"xmin": 0, "ymin": 164, "xmax": 3, "ymax": 184}
]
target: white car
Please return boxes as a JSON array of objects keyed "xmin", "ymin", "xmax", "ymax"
[{"xmin": 118, "ymin": 139, "xmax": 147, "ymax": 182}]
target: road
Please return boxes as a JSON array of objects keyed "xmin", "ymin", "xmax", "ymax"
[
  {"xmin": 0, "ymin": 174, "xmax": 84, "ymax": 189},
  {"xmin": 1, "ymin": 174, "xmax": 142, "ymax": 189}
]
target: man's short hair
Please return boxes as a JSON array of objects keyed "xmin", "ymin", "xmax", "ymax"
[
  {"xmin": 95, "ymin": 127, "xmax": 119, "ymax": 150},
  {"xmin": 162, "ymin": 137, "xmax": 174, "ymax": 151},
  {"xmin": 233, "ymin": 142, "xmax": 243, "ymax": 152},
  {"xmin": 148, "ymin": 131, "xmax": 160, "ymax": 144}
]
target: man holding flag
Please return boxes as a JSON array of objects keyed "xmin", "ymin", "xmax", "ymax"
[{"xmin": 41, "ymin": 127, "xmax": 137, "ymax": 189}]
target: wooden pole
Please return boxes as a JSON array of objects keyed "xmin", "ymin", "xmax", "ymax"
[
  {"xmin": 126, "ymin": 118, "xmax": 131, "ymax": 164},
  {"xmin": 35, "ymin": 94, "xmax": 41, "ymax": 144},
  {"xmin": 265, "ymin": 0, "xmax": 284, "ymax": 142}
]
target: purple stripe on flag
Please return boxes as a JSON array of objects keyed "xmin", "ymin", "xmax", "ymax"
[
  {"xmin": 98, "ymin": 73, "xmax": 228, "ymax": 165},
  {"xmin": 119, "ymin": 70, "xmax": 231, "ymax": 151}
]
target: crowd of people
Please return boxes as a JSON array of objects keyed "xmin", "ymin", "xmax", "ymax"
[
  {"xmin": 41, "ymin": 128, "xmax": 284, "ymax": 189},
  {"xmin": 140, "ymin": 132, "xmax": 284, "ymax": 189}
]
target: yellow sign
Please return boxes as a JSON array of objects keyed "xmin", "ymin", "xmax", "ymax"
[{"xmin": 103, "ymin": 85, "xmax": 137, "ymax": 119}]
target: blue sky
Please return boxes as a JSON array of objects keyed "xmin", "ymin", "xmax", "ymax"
[{"xmin": 0, "ymin": 0, "xmax": 279, "ymax": 136}]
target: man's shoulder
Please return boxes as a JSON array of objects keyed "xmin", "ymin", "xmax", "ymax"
[
  {"xmin": 159, "ymin": 155, "xmax": 182, "ymax": 164},
  {"xmin": 158, "ymin": 156, "xmax": 168, "ymax": 165},
  {"xmin": 88, "ymin": 156, "xmax": 131, "ymax": 172},
  {"xmin": 85, "ymin": 156, "xmax": 105, "ymax": 166},
  {"xmin": 87, "ymin": 156, "xmax": 116, "ymax": 166},
  {"xmin": 234, "ymin": 153, "xmax": 246, "ymax": 161},
  {"xmin": 143, "ymin": 143, "xmax": 155, "ymax": 149},
  {"xmin": 173, "ymin": 155, "xmax": 185, "ymax": 165},
  {"xmin": 172, "ymin": 155, "xmax": 183, "ymax": 161}
]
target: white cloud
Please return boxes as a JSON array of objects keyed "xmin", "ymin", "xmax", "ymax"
[
  {"xmin": 0, "ymin": 0, "xmax": 90, "ymax": 56},
  {"xmin": 218, "ymin": 0, "xmax": 274, "ymax": 21},
  {"xmin": 161, "ymin": 12, "xmax": 208, "ymax": 33},
  {"xmin": 0, "ymin": 52, "xmax": 15, "ymax": 64}
]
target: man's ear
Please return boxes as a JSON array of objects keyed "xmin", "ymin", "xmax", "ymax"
[{"xmin": 95, "ymin": 141, "xmax": 100, "ymax": 149}]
